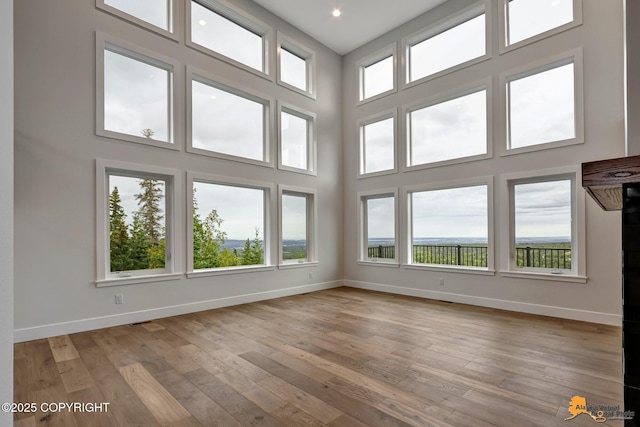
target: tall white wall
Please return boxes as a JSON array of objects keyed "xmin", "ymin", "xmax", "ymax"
[
  {"xmin": 627, "ymin": 0, "xmax": 640, "ymax": 156},
  {"xmin": 13, "ymin": 0, "xmax": 343, "ymax": 341},
  {"xmin": 342, "ymin": 0, "xmax": 625, "ymax": 324},
  {"xmin": 0, "ymin": 0, "xmax": 13, "ymax": 423}
]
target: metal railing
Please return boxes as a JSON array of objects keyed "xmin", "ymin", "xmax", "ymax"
[
  {"xmin": 367, "ymin": 245, "xmax": 395, "ymax": 259},
  {"xmin": 413, "ymin": 245, "xmax": 488, "ymax": 267},
  {"xmin": 515, "ymin": 246, "xmax": 571, "ymax": 269}
]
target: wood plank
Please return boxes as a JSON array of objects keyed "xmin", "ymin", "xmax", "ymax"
[
  {"xmin": 48, "ymin": 335, "xmax": 80, "ymax": 362},
  {"xmin": 57, "ymin": 357, "xmax": 95, "ymax": 393}
]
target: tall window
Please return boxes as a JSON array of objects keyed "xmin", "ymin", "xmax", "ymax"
[
  {"xmin": 278, "ymin": 104, "xmax": 316, "ymax": 174},
  {"xmin": 359, "ymin": 191, "xmax": 397, "ymax": 264},
  {"xmin": 98, "ymin": 0, "xmax": 173, "ymax": 34},
  {"xmin": 408, "ymin": 183, "xmax": 490, "ymax": 269},
  {"xmin": 280, "ymin": 187, "xmax": 316, "ymax": 266},
  {"xmin": 277, "ymin": 33, "xmax": 316, "ymax": 97},
  {"xmin": 358, "ymin": 44, "xmax": 396, "ymax": 103},
  {"xmin": 359, "ymin": 113, "xmax": 396, "ymax": 176},
  {"xmin": 504, "ymin": 0, "xmax": 578, "ymax": 47}
]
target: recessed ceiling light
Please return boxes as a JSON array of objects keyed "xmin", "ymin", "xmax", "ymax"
[
  {"xmin": 198, "ymin": 19, "xmax": 207, "ymax": 26},
  {"xmin": 332, "ymin": 9, "xmax": 341, "ymax": 17}
]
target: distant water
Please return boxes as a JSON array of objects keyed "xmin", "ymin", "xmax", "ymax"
[
  {"xmin": 220, "ymin": 239, "xmax": 305, "ymax": 251},
  {"xmin": 367, "ymin": 237, "xmax": 570, "ymax": 246}
]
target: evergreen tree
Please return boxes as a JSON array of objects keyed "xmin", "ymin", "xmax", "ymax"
[
  {"xmin": 192, "ymin": 190, "xmax": 228, "ymax": 269},
  {"xmin": 109, "ymin": 186, "xmax": 130, "ymax": 272},
  {"xmin": 134, "ymin": 179, "xmax": 164, "ymax": 245},
  {"xmin": 219, "ymin": 247, "xmax": 240, "ymax": 267},
  {"xmin": 128, "ymin": 212, "xmax": 150, "ymax": 270},
  {"xmin": 148, "ymin": 228, "xmax": 166, "ymax": 269},
  {"xmin": 240, "ymin": 228, "xmax": 263, "ymax": 265}
]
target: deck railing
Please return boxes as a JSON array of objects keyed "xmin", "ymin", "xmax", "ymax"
[{"xmin": 515, "ymin": 246, "xmax": 571, "ymax": 269}]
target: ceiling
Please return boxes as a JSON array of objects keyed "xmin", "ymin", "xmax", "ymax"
[{"xmin": 251, "ymin": 0, "xmax": 449, "ymax": 55}]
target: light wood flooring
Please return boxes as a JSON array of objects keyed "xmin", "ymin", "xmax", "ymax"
[{"xmin": 13, "ymin": 287, "xmax": 624, "ymax": 426}]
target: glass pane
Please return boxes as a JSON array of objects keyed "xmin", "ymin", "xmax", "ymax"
[
  {"xmin": 409, "ymin": 90, "xmax": 486, "ymax": 166},
  {"xmin": 281, "ymin": 111, "xmax": 309, "ymax": 170},
  {"xmin": 191, "ymin": 1, "xmax": 263, "ymax": 72},
  {"xmin": 104, "ymin": 49, "xmax": 170, "ymax": 142},
  {"xmin": 509, "ymin": 63, "xmax": 575, "ymax": 149},
  {"xmin": 410, "ymin": 13, "xmax": 485, "ymax": 82},
  {"xmin": 192, "ymin": 80, "xmax": 264, "ymax": 161},
  {"xmin": 281, "ymin": 48, "xmax": 307, "ymax": 91},
  {"xmin": 514, "ymin": 180, "xmax": 572, "ymax": 269},
  {"xmin": 362, "ymin": 117, "xmax": 394, "ymax": 174},
  {"xmin": 105, "ymin": 0, "xmax": 169, "ymax": 30},
  {"xmin": 411, "ymin": 186, "xmax": 488, "ymax": 267},
  {"xmin": 108, "ymin": 175, "xmax": 166, "ymax": 272},
  {"xmin": 363, "ymin": 56, "xmax": 393, "ymax": 99},
  {"xmin": 366, "ymin": 196, "xmax": 395, "ymax": 260},
  {"xmin": 507, "ymin": 0, "xmax": 573, "ymax": 45},
  {"xmin": 192, "ymin": 182, "xmax": 265, "ymax": 269},
  {"xmin": 282, "ymin": 194, "xmax": 307, "ymax": 262}
]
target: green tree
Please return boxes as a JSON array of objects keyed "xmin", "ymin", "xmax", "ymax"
[
  {"xmin": 240, "ymin": 228, "xmax": 263, "ymax": 265},
  {"xmin": 109, "ymin": 186, "xmax": 130, "ymax": 272},
  {"xmin": 192, "ymin": 192, "xmax": 228, "ymax": 269},
  {"xmin": 219, "ymin": 247, "xmax": 240, "ymax": 267},
  {"xmin": 134, "ymin": 179, "xmax": 164, "ymax": 245},
  {"xmin": 148, "ymin": 227, "xmax": 166, "ymax": 269},
  {"xmin": 141, "ymin": 128, "xmax": 154, "ymax": 139},
  {"xmin": 128, "ymin": 212, "xmax": 150, "ymax": 270}
]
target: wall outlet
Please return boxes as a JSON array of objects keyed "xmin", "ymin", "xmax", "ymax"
[
  {"xmin": 308, "ymin": 272, "xmax": 313, "ymax": 280},
  {"xmin": 439, "ymin": 278, "xmax": 445, "ymax": 286},
  {"xmin": 115, "ymin": 293, "xmax": 124, "ymax": 304}
]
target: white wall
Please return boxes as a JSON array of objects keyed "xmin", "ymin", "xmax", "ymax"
[
  {"xmin": 0, "ymin": 0, "xmax": 13, "ymax": 424},
  {"xmin": 627, "ymin": 0, "xmax": 640, "ymax": 156},
  {"xmin": 13, "ymin": 0, "xmax": 343, "ymax": 341},
  {"xmin": 342, "ymin": 0, "xmax": 625, "ymax": 324}
]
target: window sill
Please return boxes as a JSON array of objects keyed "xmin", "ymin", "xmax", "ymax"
[
  {"xmin": 96, "ymin": 273, "xmax": 182, "ymax": 287},
  {"xmin": 357, "ymin": 261, "xmax": 400, "ymax": 268},
  {"xmin": 278, "ymin": 261, "xmax": 318, "ymax": 269},
  {"xmin": 403, "ymin": 264, "xmax": 495, "ymax": 276},
  {"xmin": 187, "ymin": 265, "xmax": 276, "ymax": 278},
  {"xmin": 500, "ymin": 270, "xmax": 587, "ymax": 283},
  {"xmin": 277, "ymin": 164, "xmax": 317, "ymax": 176}
]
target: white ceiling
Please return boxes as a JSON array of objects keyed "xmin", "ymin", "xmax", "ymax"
[{"xmin": 252, "ymin": 0, "xmax": 449, "ymax": 55}]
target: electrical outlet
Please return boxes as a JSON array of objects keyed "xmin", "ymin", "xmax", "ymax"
[
  {"xmin": 115, "ymin": 293, "xmax": 124, "ymax": 304},
  {"xmin": 308, "ymin": 272, "xmax": 313, "ymax": 280},
  {"xmin": 439, "ymin": 278, "xmax": 445, "ymax": 286}
]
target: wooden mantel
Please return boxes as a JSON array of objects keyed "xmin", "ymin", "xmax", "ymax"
[{"xmin": 582, "ymin": 155, "xmax": 640, "ymax": 210}]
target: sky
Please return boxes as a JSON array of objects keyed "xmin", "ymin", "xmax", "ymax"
[
  {"xmin": 514, "ymin": 179, "xmax": 571, "ymax": 239},
  {"xmin": 109, "ymin": 175, "xmax": 166, "ymax": 229},
  {"xmin": 105, "ymin": 0, "xmax": 168, "ymax": 30},
  {"xmin": 281, "ymin": 111, "xmax": 308, "ymax": 170},
  {"xmin": 282, "ymin": 194, "xmax": 307, "ymax": 240},
  {"xmin": 363, "ymin": 117, "xmax": 394, "ymax": 173}
]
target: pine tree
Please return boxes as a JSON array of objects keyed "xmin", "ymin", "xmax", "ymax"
[
  {"xmin": 128, "ymin": 212, "xmax": 150, "ymax": 270},
  {"xmin": 134, "ymin": 179, "xmax": 164, "ymax": 245},
  {"xmin": 109, "ymin": 187, "xmax": 130, "ymax": 272},
  {"xmin": 192, "ymin": 190, "xmax": 228, "ymax": 269},
  {"xmin": 240, "ymin": 228, "xmax": 263, "ymax": 266}
]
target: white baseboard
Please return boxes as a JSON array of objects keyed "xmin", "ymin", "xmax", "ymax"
[
  {"xmin": 344, "ymin": 280, "xmax": 622, "ymax": 326},
  {"xmin": 14, "ymin": 280, "xmax": 343, "ymax": 343}
]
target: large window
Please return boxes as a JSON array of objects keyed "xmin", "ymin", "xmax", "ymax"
[
  {"xmin": 357, "ymin": 44, "xmax": 397, "ymax": 103},
  {"xmin": 407, "ymin": 181, "xmax": 491, "ymax": 271},
  {"xmin": 358, "ymin": 190, "xmax": 398, "ymax": 265},
  {"xmin": 189, "ymin": 70, "xmax": 271, "ymax": 164},
  {"xmin": 404, "ymin": 2, "xmax": 488, "ymax": 84},
  {"xmin": 278, "ymin": 103, "xmax": 316, "ymax": 174},
  {"xmin": 277, "ymin": 33, "xmax": 316, "ymax": 98},
  {"xmin": 359, "ymin": 112, "xmax": 396, "ymax": 176},
  {"xmin": 96, "ymin": 160, "xmax": 182, "ymax": 286},
  {"xmin": 279, "ymin": 186, "xmax": 317, "ymax": 266},
  {"xmin": 407, "ymin": 86, "xmax": 488, "ymax": 168},
  {"xmin": 97, "ymin": 0, "xmax": 175, "ymax": 36}
]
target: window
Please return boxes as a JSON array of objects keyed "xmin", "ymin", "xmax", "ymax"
[
  {"xmin": 358, "ymin": 190, "xmax": 398, "ymax": 265},
  {"xmin": 503, "ymin": 50, "xmax": 583, "ymax": 154},
  {"xmin": 406, "ymin": 180, "xmax": 492, "ymax": 272},
  {"xmin": 187, "ymin": 173, "xmax": 274, "ymax": 275},
  {"xmin": 502, "ymin": 0, "xmax": 581, "ymax": 49},
  {"xmin": 97, "ymin": 0, "xmax": 175, "ymax": 37},
  {"xmin": 189, "ymin": 70, "xmax": 271, "ymax": 165},
  {"xmin": 96, "ymin": 34, "xmax": 178, "ymax": 149},
  {"xmin": 500, "ymin": 168, "xmax": 585, "ymax": 281},
  {"xmin": 279, "ymin": 186, "xmax": 317, "ymax": 267},
  {"xmin": 404, "ymin": 2, "xmax": 488, "ymax": 85},
  {"xmin": 278, "ymin": 103, "xmax": 316, "ymax": 174},
  {"xmin": 406, "ymin": 85, "xmax": 489, "ymax": 168},
  {"xmin": 359, "ymin": 111, "xmax": 396, "ymax": 176},
  {"xmin": 357, "ymin": 44, "xmax": 397, "ymax": 103},
  {"xmin": 96, "ymin": 160, "xmax": 182, "ymax": 286},
  {"xmin": 189, "ymin": 0, "xmax": 270, "ymax": 75},
  {"xmin": 277, "ymin": 33, "xmax": 316, "ymax": 98}
]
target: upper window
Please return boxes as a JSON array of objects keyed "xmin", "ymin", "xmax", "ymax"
[
  {"xmin": 97, "ymin": 0, "xmax": 175, "ymax": 37},
  {"xmin": 277, "ymin": 33, "xmax": 316, "ymax": 98},
  {"xmin": 357, "ymin": 44, "xmax": 397, "ymax": 103},
  {"xmin": 279, "ymin": 186, "xmax": 317, "ymax": 267},
  {"xmin": 189, "ymin": 70, "xmax": 271, "ymax": 165},
  {"xmin": 359, "ymin": 111, "xmax": 396, "ymax": 177},
  {"xmin": 97, "ymin": 34, "xmax": 178, "ymax": 150},
  {"xmin": 407, "ymin": 85, "xmax": 489, "ymax": 169},
  {"xmin": 278, "ymin": 103, "xmax": 316, "ymax": 174},
  {"xmin": 405, "ymin": 2, "xmax": 488, "ymax": 85},
  {"xmin": 189, "ymin": 0, "xmax": 270, "ymax": 75},
  {"xmin": 503, "ymin": 50, "xmax": 583, "ymax": 154},
  {"xmin": 358, "ymin": 190, "xmax": 398, "ymax": 265}
]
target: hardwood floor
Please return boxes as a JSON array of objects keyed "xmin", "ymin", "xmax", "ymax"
[{"xmin": 13, "ymin": 288, "xmax": 624, "ymax": 426}]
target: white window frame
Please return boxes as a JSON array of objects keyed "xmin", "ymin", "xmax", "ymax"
[
  {"xmin": 277, "ymin": 32, "xmax": 316, "ymax": 99},
  {"xmin": 403, "ymin": 177, "xmax": 495, "ymax": 275},
  {"xmin": 96, "ymin": 159, "xmax": 183, "ymax": 287},
  {"xmin": 500, "ymin": 48, "xmax": 584, "ymax": 157},
  {"xmin": 500, "ymin": 167, "xmax": 586, "ymax": 283},
  {"xmin": 277, "ymin": 101, "xmax": 317, "ymax": 176},
  {"xmin": 356, "ymin": 43, "xmax": 398, "ymax": 105},
  {"xmin": 96, "ymin": 32, "xmax": 181, "ymax": 151},
  {"xmin": 357, "ymin": 108, "xmax": 398, "ymax": 178},
  {"xmin": 96, "ymin": 0, "xmax": 180, "ymax": 41},
  {"xmin": 401, "ymin": 0, "xmax": 491, "ymax": 89},
  {"xmin": 186, "ymin": 0, "xmax": 272, "ymax": 80},
  {"xmin": 357, "ymin": 189, "xmax": 400, "ymax": 267},
  {"xmin": 186, "ymin": 172, "xmax": 276, "ymax": 278},
  {"xmin": 403, "ymin": 78, "xmax": 492, "ymax": 171},
  {"xmin": 187, "ymin": 65, "xmax": 274, "ymax": 168},
  {"xmin": 498, "ymin": 0, "xmax": 583, "ymax": 54},
  {"xmin": 278, "ymin": 185, "xmax": 318, "ymax": 268}
]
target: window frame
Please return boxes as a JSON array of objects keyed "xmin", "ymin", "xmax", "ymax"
[
  {"xmin": 96, "ymin": 0, "xmax": 180, "ymax": 41},
  {"xmin": 187, "ymin": 65, "xmax": 274, "ymax": 168},
  {"xmin": 277, "ymin": 101, "xmax": 317, "ymax": 176},
  {"xmin": 186, "ymin": 0, "xmax": 272, "ymax": 79},
  {"xmin": 500, "ymin": 48, "xmax": 584, "ymax": 157},
  {"xmin": 401, "ymin": 0, "xmax": 491, "ymax": 89},
  {"xmin": 186, "ymin": 171, "xmax": 276, "ymax": 278},
  {"xmin": 96, "ymin": 159, "xmax": 183, "ymax": 287},
  {"xmin": 403, "ymin": 176, "xmax": 495, "ymax": 275},
  {"xmin": 96, "ymin": 32, "xmax": 181, "ymax": 151},
  {"xmin": 357, "ymin": 189, "xmax": 400, "ymax": 267},
  {"xmin": 357, "ymin": 108, "xmax": 398, "ymax": 178},
  {"xmin": 403, "ymin": 78, "xmax": 493, "ymax": 171},
  {"xmin": 498, "ymin": 0, "xmax": 583, "ymax": 54},
  {"xmin": 356, "ymin": 43, "xmax": 398, "ymax": 105},
  {"xmin": 276, "ymin": 32, "xmax": 316, "ymax": 99},
  {"xmin": 278, "ymin": 185, "xmax": 318, "ymax": 268}
]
